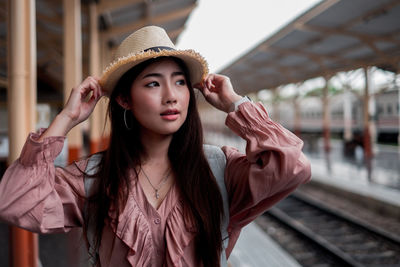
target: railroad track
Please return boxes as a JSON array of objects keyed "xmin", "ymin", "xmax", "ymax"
[{"xmin": 264, "ymin": 191, "xmax": 400, "ymax": 267}]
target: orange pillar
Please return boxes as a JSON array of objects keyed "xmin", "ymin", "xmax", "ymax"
[
  {"xmin": 63, "ymin": 1, "xmax": 85, "ymax": 266},
  {"xmin": 63, "ymin": 0, "xmax": 83, "ymax": 163},
  {"xmin": 343, "ymin": 85, "xmax": 353, "ymax": 142},
  {"xmin": 99, "ymin": 34, "xmax": 112, "ymax": 150},
  {"xmin": 363, "ymin": 67, "xmax": 372, "ymax": 159},
  {"xmin": 88, "ymin": 1, "xmax": 102, "ymax": 154},
  {"xmin": 322, "ymin": 77, "xmax": 331, "ymax": 153},
  {"xmin": 7, "ymin": 0, "xmax": 38, "ymax": 266}
]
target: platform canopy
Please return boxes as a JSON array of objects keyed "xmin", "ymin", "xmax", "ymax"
[
  {"xmin": 220, "ymin": 0, "xmax": 400, "ymax": 95},
  {"xmin": 0, "ymin": 0, "xmax": 197, "ymax": 93}
]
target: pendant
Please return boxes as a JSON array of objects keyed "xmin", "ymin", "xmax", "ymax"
[{"xmin": 155, "ymin": 190, "xmax": 159, "ymax": 199}]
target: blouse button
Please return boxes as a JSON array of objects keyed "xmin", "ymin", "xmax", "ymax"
[{"xmin": 154, "ymin": 218, "xmax": 161, "ymax": 224}]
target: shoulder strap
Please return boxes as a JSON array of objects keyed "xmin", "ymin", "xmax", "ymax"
[
  {"xmin": 84, "ymin": 154, "xmax": 102, "ymax": 266},
  {"xmin": 203, "ymin": 144, "xmax": 230, "ymax": 267},
  {"xmin": 84, "ymin": 154, "xmax": 102, "ymax": 195}
]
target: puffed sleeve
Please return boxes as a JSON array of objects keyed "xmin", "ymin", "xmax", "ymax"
[
  {"xmin": 222, "ymin": 102, "xmax": 311, "ymax": 255},
  {"xmin": 0, "ymin": 130, "xmax": 87, "ymax": 234}
]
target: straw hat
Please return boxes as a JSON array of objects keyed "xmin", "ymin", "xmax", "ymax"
[{"xmin": 100, "ymin": 26, "xmax": 209, "ymax": 95}]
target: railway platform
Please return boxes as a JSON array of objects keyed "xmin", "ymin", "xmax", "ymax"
[
  {"xmin": 309, "ymin": 157, "xmax": 400, "ymax": 217},
  {"xmin": 229, "ymin": 221, "xmax": 300, "ymax": 267}
]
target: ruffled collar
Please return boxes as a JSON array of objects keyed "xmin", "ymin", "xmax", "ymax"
[{"xmin": 106, "ymin": 171, "xmax": 197, "ymax": 266}]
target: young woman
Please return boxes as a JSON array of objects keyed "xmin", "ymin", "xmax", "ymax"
[{"xmin": 0, "ymin": 26, "xmax": 311, "ymax": 267}]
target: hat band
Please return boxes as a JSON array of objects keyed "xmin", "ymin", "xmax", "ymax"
[{"xmin": 144, "ymin": 46, "xmax": 175, "ymax": 53}]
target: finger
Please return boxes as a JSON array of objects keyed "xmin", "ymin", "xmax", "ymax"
[
  {"xmin": 88, "ymin": 80, "xmax": 100, "ymax": 99},
  {"xmin": 92, "ymin": 78, "xmax": 106, "ymax": 98},
  {"xmin": 202, "ymin": 76, "xmax": 209, "ymax": 86},
  {"xmin": 91, "ymin": 84, "xmax": 99, "ymax": 101},
  {"xmin": 88, "ymin": 77, "xmax": 102, "ymax": 98},
  {"xmin": 207, "ymin": 77, "xmax": 213, "ymax": 89},
  {"xmin": 209, "ymin": 74, "xmax": 220, "ymax": 89},
  {"xmin": 84, "ymin": 78, "xmax": 102, "ymax": 101},
  {"xmin": 78, "ymin": 80, "xmax": 93, "ymax": 96}
]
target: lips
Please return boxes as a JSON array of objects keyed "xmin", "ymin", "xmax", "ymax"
[
  {"xmin": 160, "ymin": 109, "xmax": 180, "ymax": 121},
  {"xmin": 160, "ymin": 109, "xmax": 180, "ymax": 116}
]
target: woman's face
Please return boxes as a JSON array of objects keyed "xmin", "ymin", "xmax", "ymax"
[{"xmin": 127, "ymin": 58, "xmax": 190, "ymax": 137}]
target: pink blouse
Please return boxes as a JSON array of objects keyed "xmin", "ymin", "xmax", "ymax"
[{"xmin": 0, "ymin": 102, "xmax": 311, "ymax": 266}]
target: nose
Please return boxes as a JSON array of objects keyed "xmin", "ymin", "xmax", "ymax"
[{"xmin": 163, "ymin": 83, "xmax": 177, "ymax": 105}]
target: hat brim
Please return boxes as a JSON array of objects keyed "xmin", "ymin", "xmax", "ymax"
[{"xmin": 99, "ymin": 49, "xmax": 209, "ymax": 95}]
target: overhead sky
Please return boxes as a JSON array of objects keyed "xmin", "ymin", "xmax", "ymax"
[{"xmin": 176, "ymin": 0, "xmax": 322, "ymax": 73}]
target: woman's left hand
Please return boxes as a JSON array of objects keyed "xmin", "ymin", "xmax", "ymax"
[{"xmin": 195, "ymin": 74, "xmax": 242, "ymax": 113}]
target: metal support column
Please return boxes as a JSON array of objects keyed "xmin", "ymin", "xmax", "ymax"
[
  {"xmin": 363, "ymin": 67, "xmax": 374, "ymax": 181},
  {"xmin": 363, "ymin": 67, "xmax": 372, "ymax": 159},
  {"xmin": 63, "ymin": 1, "xmax": 86, "ymax": 266},
  {"xmin": 343, "ymin": 85, "xmax": 353, "ymax": 142},
  {"xmin": 99, "ymin": 36, "xmax": 111, "ymax": 150},
  {"xmin": 88, "ymin": 1, "xmax": 102, "ymax": 153},
  {"xmin": 7, "ymin": 0, "xmax": 38, "ymax": 266},
  {"xmin": 63, "ymin": 0, "xmax": 83, "ymax": 163},
  {"xmin": 322, "ymin": 77, "xmax": 331, "ymax": 153},
  {"xmin": 322, "ymin": 76, "xmax": 332, "ymax": 172}
]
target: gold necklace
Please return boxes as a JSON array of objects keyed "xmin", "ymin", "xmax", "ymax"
[{"xmin": 140, "ymin": 166, "xmax": 171, "ymax": 199}]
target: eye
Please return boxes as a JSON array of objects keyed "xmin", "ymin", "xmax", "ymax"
[
  {"xmin": 176, "ymin": 79, "xmax": 186, "ymax": 86},
  {"xmin": 145, "ymin": 81, "xmax": 159, "ymax": 88}
]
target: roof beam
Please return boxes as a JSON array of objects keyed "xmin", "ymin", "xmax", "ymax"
[
  {"xmin": 262, "ymin": 0, "xmax": 339, "ymax": 48},
  {"xmin": 101, "ymin": 20, "xmax": 146, "ymax": 41},
  {"xmin": 152, "ymin": 4, "xmax": 196, "ymax": 25},
  {"xmin": 98, "ymin": 0, "xmax": 142, "ymax": 14},
  {"xmin": 341, "ymin": 0, "xmax": 400, "ymax": 30},
  {"xmin": 37, "ymin": 10, "xmax": 62, "ymax": 25},
  {"xmin": 259, "ymin": 44, "xmax": 389, "ymax": 71},
  {"xmin": 101, "ymin": 4, "xmax": 195, "ymax": 40},
  {"xmin": 294, "ymin": 23, "xmax": 400, "ymax": 64},
  {"xmin": 230, "ymin": 47, "xmax": 400, "ymax": 91},
  {"xmin": 268, "ymin": 47, "xmax": 331, "ymax": 75},
  {"xmin": 296, "ymin": 24, "xmax": 400, "ymax": 46}
]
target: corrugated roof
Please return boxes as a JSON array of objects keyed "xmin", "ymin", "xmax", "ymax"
[{"xmin": 221, "ymin": 0, "xmax": 400, "ymax": 95}]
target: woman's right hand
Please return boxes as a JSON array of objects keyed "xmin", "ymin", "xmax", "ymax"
[
  {"xmin": 61, "ymin": 76, "xmax": 104, "ymax": 127},
  {"xmin": 38, "ymin": 76, "xmax": 104, "ymax": 141}
]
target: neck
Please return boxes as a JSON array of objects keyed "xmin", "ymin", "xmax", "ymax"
[{"xmin": 140, "ymin": 131, "xmax": 172, "ymax": 164}]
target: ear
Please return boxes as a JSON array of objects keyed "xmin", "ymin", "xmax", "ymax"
[{"xmin": 116, "ymin": 95, "xmax": 130, "ymax": 110}]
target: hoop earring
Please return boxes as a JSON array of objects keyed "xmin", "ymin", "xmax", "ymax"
[{"xmin": 123, "ymin": 109, "xmax": 132, "ymax": 130}]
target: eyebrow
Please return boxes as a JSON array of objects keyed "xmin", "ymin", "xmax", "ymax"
[{"xmin": 142, "ymin": 71, "xmax": 184, "ymax": 79}]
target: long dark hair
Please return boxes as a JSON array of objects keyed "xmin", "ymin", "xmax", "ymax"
[{"xmin": 87, "ymin": 57, "xmax": 224, "ymax": 266}]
